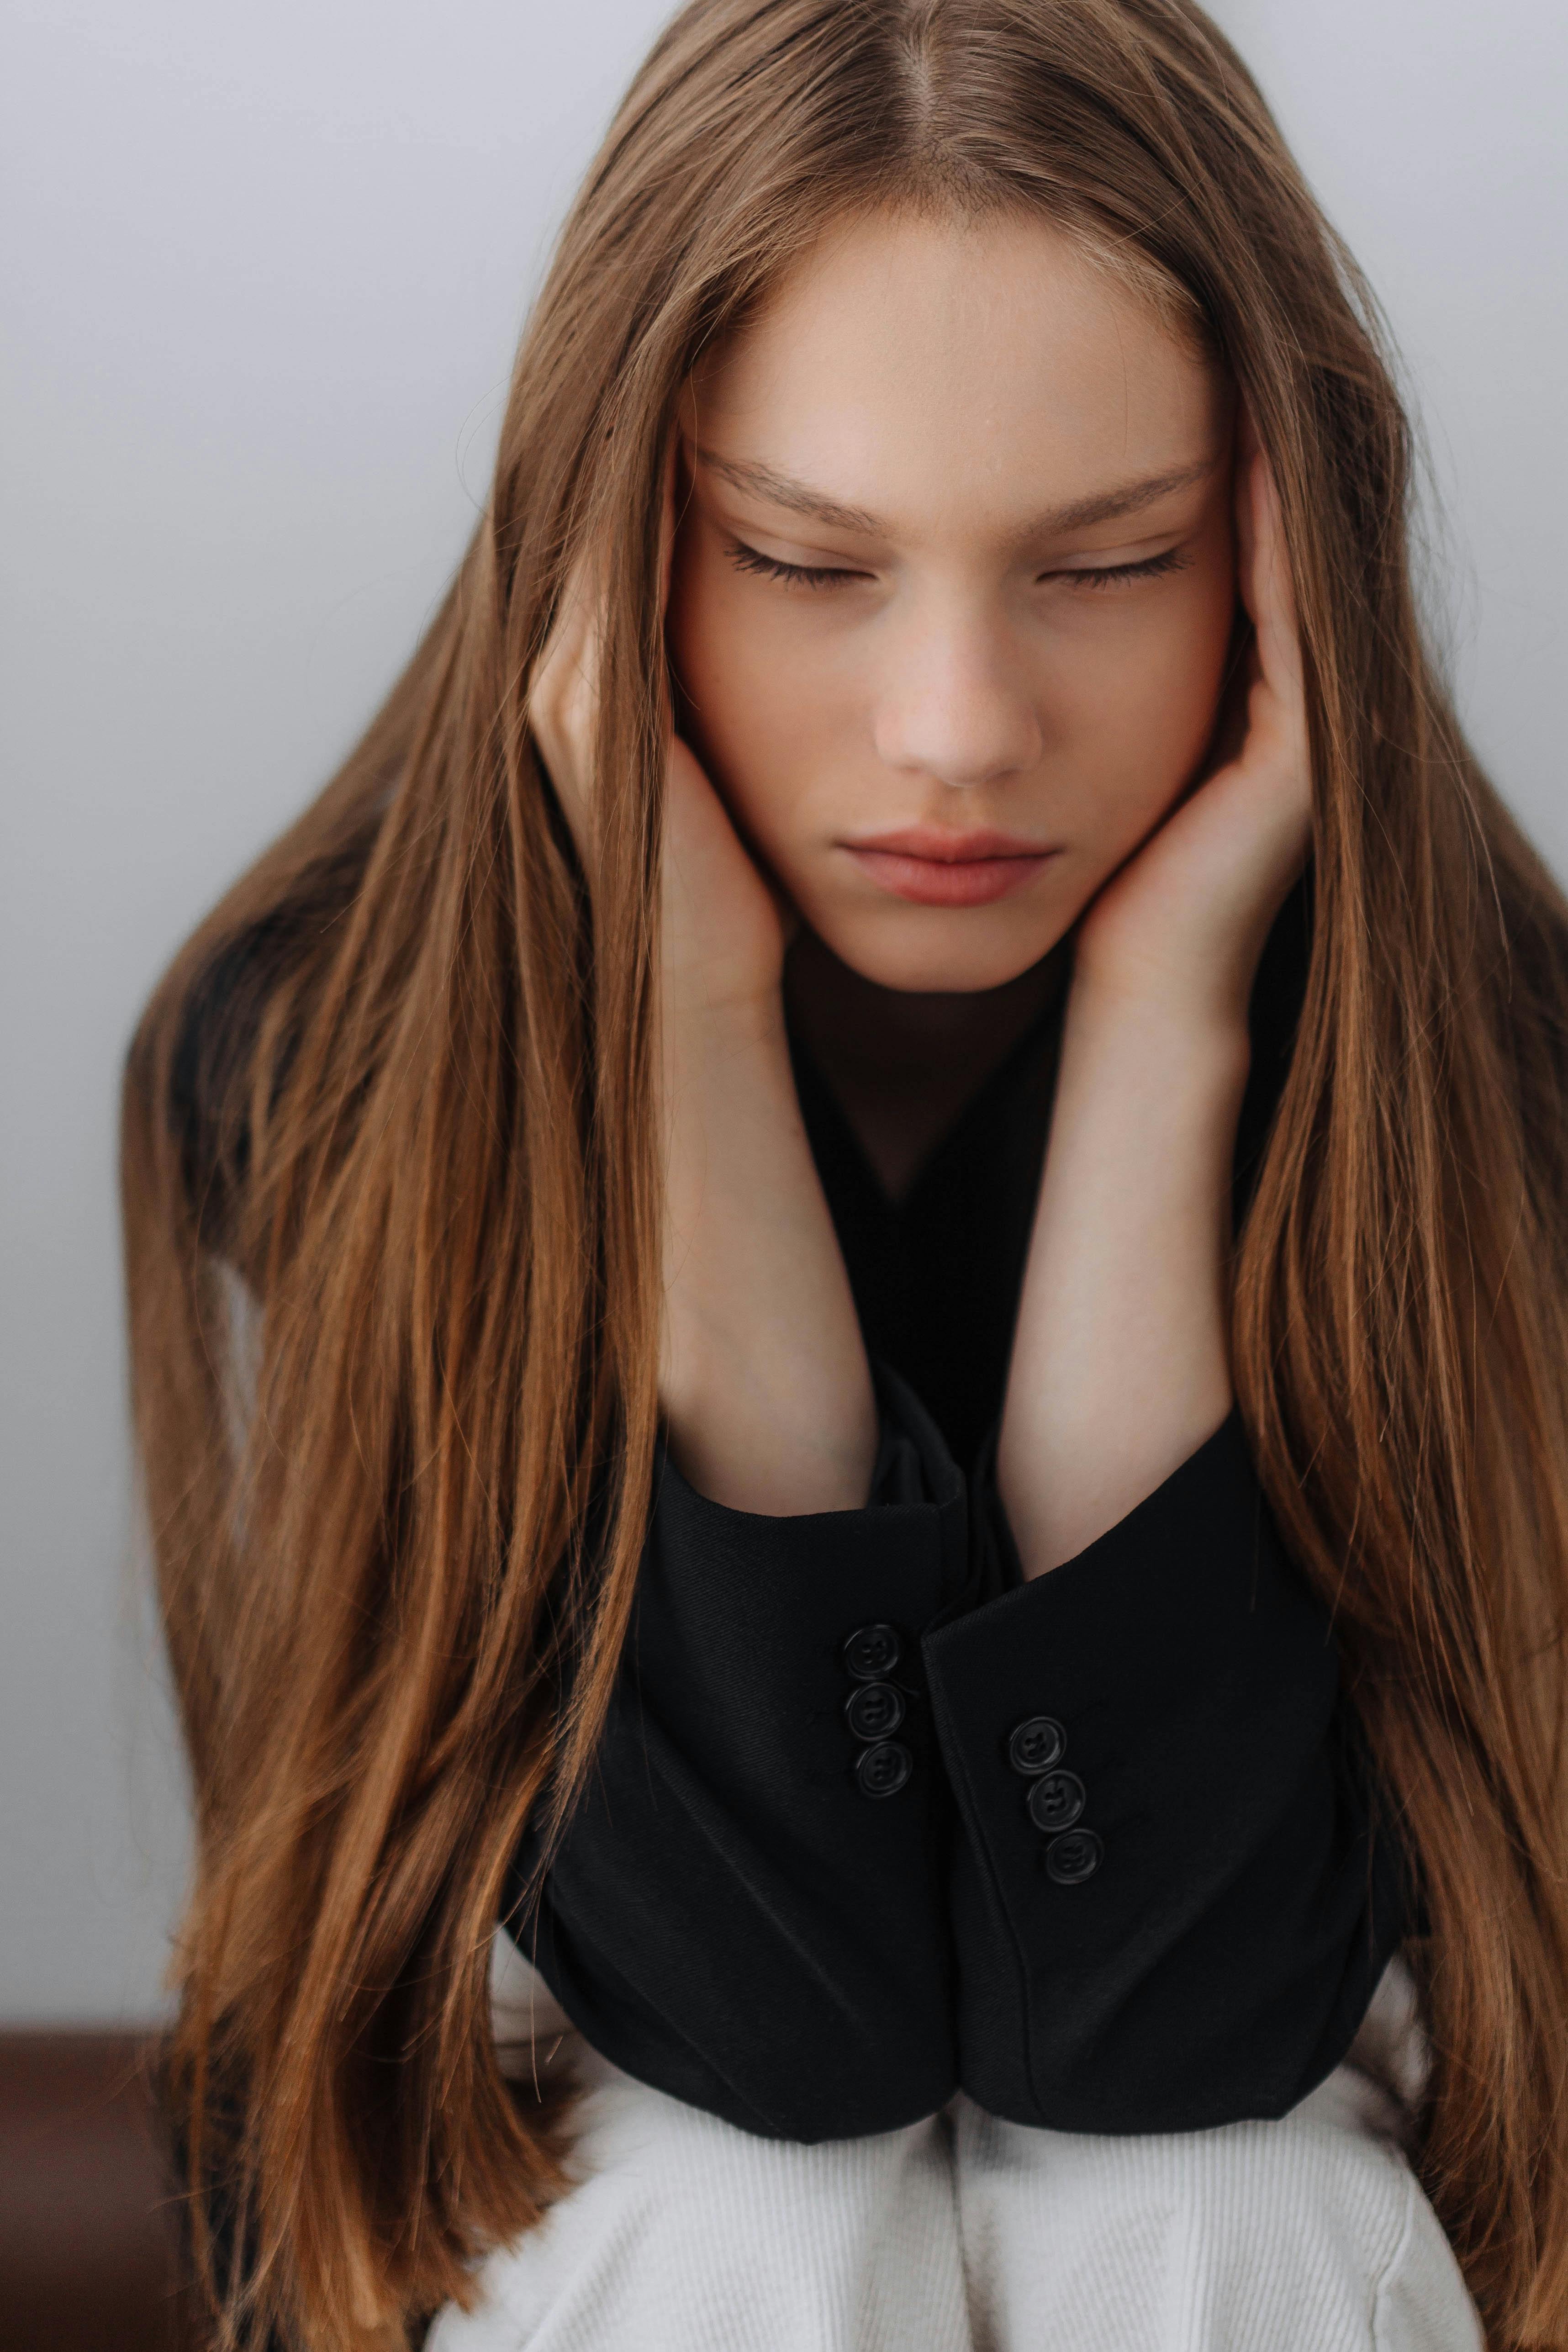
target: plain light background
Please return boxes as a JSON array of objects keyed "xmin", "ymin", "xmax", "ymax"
[{"xmin": 3, "ymin": 0, "xmax": 1564, "ymax": 2022}]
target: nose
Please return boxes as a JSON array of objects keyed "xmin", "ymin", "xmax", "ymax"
[{"xmin": 871, "ymin": 600, "xmax": 1043, "ymax": 788}]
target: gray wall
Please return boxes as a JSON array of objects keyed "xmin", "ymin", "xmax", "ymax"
[{"xmin": 3, "ymin": 0, "xmax": 1563, "ymax": 2021}]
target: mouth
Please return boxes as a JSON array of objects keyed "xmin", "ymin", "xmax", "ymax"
[{"xmin": 840, "ymin": 825, "xmax": 1059, "ymax": 909}]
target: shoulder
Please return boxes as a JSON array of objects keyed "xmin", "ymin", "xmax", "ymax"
[
  {"xmin": 163, "ymin": 793, "xmax": 389, "ymax": 1245},
  {"xmin": 165, "ymin": 912, "xmax": 294, "ymax": 1249},
  {"xmin": 167, "ymin": 867, "xmax": 361, "ymax": 1262}
]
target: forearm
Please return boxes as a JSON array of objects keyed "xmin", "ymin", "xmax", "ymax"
[
  {"xmin": 660, "ymin": 993, "xmax": 877, "ymax": 1514},
  {"xmin": 996, "ymin": 980, "xmax": 1250, "ymax": 1576}
]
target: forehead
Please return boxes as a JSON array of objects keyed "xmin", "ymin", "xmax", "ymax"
[{"xmin": 684, "ymin": 209, "xmax": 1224, "ymax": 537}]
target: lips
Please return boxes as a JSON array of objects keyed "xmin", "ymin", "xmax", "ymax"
[{"xmin": 841, "ymin": 825, "xmax": 1057, "ymax": 908}]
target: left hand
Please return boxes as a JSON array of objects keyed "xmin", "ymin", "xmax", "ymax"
[{"xmin": 1072, "ymin": 418, "xmax": 1313, "ymax": 1031}]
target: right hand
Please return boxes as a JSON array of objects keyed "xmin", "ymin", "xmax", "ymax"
[
  {"xmin": 526, "ymin": 438, "xmax": 789, "ymax": 1026},
  {"xmin": 527, "ymin": 441, "xmax": 876, "ymax": 1513}
]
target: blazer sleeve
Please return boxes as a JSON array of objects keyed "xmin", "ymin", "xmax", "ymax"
[
  {"xmin": 503, "ymin": 1366, "xmax": 978, "ymax": 2142},
  {"xmin": 924, "ymin": 1411, "xmax": 1411, "ymax": 2134}
]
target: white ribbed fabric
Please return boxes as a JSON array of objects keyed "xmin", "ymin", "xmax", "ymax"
[{"xmin": 425, "ymin": 1937, "xmax": 1482, "ymax": 2352}]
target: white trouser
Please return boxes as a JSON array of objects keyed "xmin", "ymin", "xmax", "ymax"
[{"xmin": 426, "ymin": 1941, "xmax": 1482, "ymax": 2352}]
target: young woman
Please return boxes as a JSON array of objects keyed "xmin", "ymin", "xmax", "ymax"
[{"xmin": 121, "ymin": 1, "xmax": 1568, "ymax": 2346}]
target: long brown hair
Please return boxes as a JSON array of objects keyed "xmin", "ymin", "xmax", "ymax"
[{"xmin": 121, "ymin": 1, "xmax": 1568, "ymax": 2342}]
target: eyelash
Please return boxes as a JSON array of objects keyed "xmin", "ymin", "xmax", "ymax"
[{"xmin": 722, "ymin": 540, "xmax": 1193, "ymax": 592}]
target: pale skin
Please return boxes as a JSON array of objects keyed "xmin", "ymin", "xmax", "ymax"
[{"xmin": 528, "ymin": 207, "xmax": 1310, "ymax": 1574}]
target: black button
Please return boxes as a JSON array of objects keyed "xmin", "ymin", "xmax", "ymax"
[
  {"xmin": 1027, "ymin": 1769, "xmax": 1086, "ymax": 1834},
  {"xmin": 844, "ymin": 1681, "xmax": 905, "ymax": 1740},
  {"xmin": 855, "ymin": 1739, "xmax": 913, "ymax": 1798},
  {"xmin": 843, "ymin": 1623, "xmax": 902, "ymax": 1680},
  {"xmin": 1008, "ymin": 1715, "xmax": 1066, "ymax": 1775},
  {"xmin": 1044, "ymin": 1828, "xmax": 1103, "ymax": 1884}
]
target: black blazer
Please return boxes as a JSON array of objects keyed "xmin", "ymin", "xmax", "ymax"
[{"xmin": 502, "ymin": 888, "xmax": 1410, "ymax": 2143}]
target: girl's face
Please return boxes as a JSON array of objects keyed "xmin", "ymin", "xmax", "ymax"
[{"xmin": 665, "ymin": 207, "xmax": 1239, "ymax": 994}]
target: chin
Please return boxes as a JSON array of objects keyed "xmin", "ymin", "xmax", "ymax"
[{"xmin": 811, "ymin": 904, "xmax": 1070, "ymax": 995}]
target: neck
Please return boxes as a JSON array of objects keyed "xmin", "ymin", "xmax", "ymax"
[{"xmin": 783, "ymin": 929, "xmax": 1070, "ymax": 1198}]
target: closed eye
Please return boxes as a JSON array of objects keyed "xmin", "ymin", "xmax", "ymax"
[
  {"xmin": 723, "ymin": 538, "xmax": 1194, "ymax": 592},
  {"xmin": 1051, "ymin": 546, "xmax": 1193, "ymax": 591},
  {"xmin": 723, "ymin": 539, "xmax": 865, "ymax": 589}
]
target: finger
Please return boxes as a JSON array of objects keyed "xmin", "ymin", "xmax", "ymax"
[
  {"xmin": 537, "ymin": 544, "xmax": 603, "ymax": 713},
  {"xmin": 1228, "ymin": 399, "xmax": 1263, "ymax": 605},
  {"xmin": 658, "ymin": 429, "xmax": 682, "ymax": 614},
  {"xmin": 1241, "ymin": 448, "xmax": 1304, "ymax": 712},
  {"xmin": 527, "ymin": 548, "xmax": 604, "ymax": 863}
]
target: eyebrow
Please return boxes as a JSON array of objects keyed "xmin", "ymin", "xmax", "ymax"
[{"xmin": 690, "ymin": 444, "xmax": 1220, "ymax": 548}]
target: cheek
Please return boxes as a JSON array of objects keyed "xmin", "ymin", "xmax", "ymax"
[
  {"xmin": 1058, "ymin": 573, "xmax": 1235, "ymax": 856},
  {"xmin": 666, "ymin": 562, "xmax": 843, "ymax": 856}
]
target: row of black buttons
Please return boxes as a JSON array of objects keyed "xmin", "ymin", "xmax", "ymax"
[
  {"xmin": 1007, "ymin": 1714, "xmax": 1102, "ymax": 1883},
  {"xmin": 842, "ymin": 1623, "xmax": 913, "ymax": 1798}
]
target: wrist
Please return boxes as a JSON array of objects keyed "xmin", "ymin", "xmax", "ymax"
[
  {"xmin": 659, "ymin": 907, "xmax": 787, "ymax": 1039},
  {"xmin": 999, "ymin": 980, "xmax": 1246, "ymax": 1580},
  {"xmin": 661, "ymin": 974, "xmax": 788, "ymax": 1077},
  {"xmin": 1070, "ymin": 888, "xmax": 1284, "ymax": 1044},
  {"xmin": 656, "ymin": 981, "xmax": 878, "ymax": 1516},
  {"xmin": 1061, "ymin": 966, "xmax": 1252, "ymax": 1098}
]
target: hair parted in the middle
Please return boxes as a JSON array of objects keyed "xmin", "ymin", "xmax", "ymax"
[{"xmin": 122, "ymin": 4, "xmax": 1568, "ymax": 2345}]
